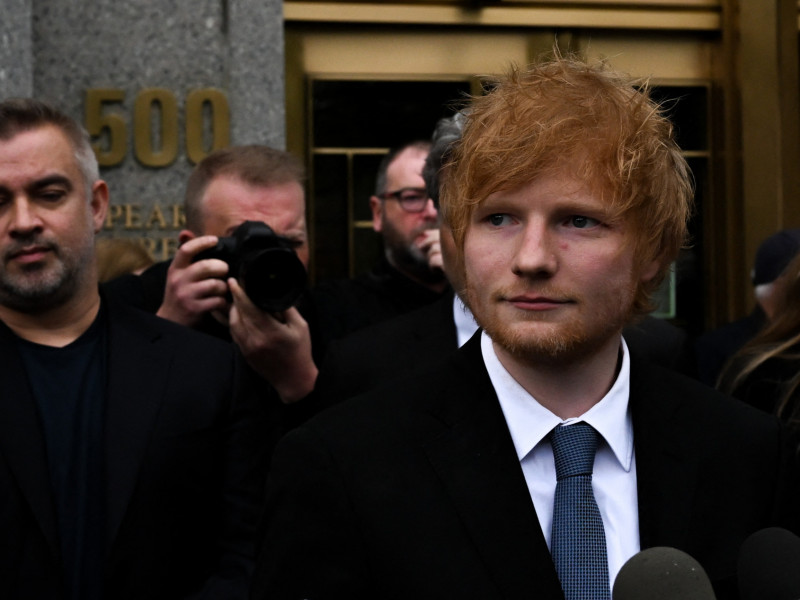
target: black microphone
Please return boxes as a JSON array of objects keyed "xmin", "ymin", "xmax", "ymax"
[
  {"xmin": 612, "ymin": 547, "xmax": 716, "ymax": 599},
  {"xmin": 738, "ymin": 527, "xmax": 800, "ymax": 600}
]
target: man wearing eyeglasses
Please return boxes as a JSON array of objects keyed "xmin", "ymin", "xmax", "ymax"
[
  {"xmin": 370, "ymin": 140, "xmax": 446, "ymax": 292},
  {"xmin": 310, "ymin": 140, "xmax": 450, "ymax": 357}
]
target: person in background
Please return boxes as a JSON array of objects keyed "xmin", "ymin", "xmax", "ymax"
[
  {"xmin": 104, "ymin": 146, "xmax": 317, "ymax": 403},
  {"xmin": 695, "ymin": 228, "xmax": 800, "ymax": 385},
  {"xmin": 310, "ymin": 140, "xmax": 449, "ymax": 357},
  {"xmin": 95, "ymin": 237, "xmax": 153, "ymax": 282},
  {"xmin": 718, "ymin": 252, "xmax": 800, "ymax": 431},
  {"xmin": 314, "ymin": 114, "xmax": 475, "ymax": 404}
]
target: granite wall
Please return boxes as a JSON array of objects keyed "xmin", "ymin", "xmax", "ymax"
[{"xmin": 0, "ymin": 0, "xmax": 285, "ymax": 259}]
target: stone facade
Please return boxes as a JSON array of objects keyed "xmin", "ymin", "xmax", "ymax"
[{"xmin": 1, "ymin": 0, "xmax": 285, "ymax": 258}]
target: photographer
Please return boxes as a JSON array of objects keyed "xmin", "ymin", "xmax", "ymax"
[{"xmin": 105, "ymin": 146, "xmax": 317, "ymax": 403}]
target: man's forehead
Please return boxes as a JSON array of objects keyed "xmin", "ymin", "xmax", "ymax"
[
  {"xmin": 204, "ymin": 177, "xmax": 303, "ymax": 208},
  {"xmin": 392, "ymin": 146, "xmax": 427, "ymax": 162},
  {"xmin": 386, "ymin": 148, "xmax": 427, "ymax": 182},
  {"xmin": 201, "ymin": 176, "xmax": 306, "ymax": 235},
  {"xmin": 481, "ymin": 170, "xmax": 605, "ymax": 204},
  {"xmin": 0, "ymin": 125, "xmax": 82, "ymax": 186},
  {"xmin": 0, "ymin": 124, "xmax": 71, "ymax": 157}
]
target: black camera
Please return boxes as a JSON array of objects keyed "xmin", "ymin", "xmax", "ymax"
[{"xmin": 194, "ymin": 220, "xmax": 307, "ymax": 312}]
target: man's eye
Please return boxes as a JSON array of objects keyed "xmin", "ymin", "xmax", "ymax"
[
  {"xmin": 399, "ymin": 191, "xmax": 426, "ymax": 203},
  {"xmin": 39, "ymin": 190, "xmax": 65, "ymax": 202},
  {"xmin": 487, "ymin": 214, "xmax": 511, "ymax": 227},
  {"xmin": 569, "ymin": 215, "xmax": 599, "ymax": 229}
]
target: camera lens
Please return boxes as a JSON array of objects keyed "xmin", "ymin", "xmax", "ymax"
[{"xmin": 240, "ymin": 248, "xmax": 306, "ymax": 312}]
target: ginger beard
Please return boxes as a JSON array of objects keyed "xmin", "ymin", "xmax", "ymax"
[{"xmin": 463, "ymin": 275, "xmax": 639, "ymax": 367}]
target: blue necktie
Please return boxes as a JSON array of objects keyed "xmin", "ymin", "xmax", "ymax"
[{"xmin": 549, "ymin": 422, "xmax": 610, "ymax": 600}]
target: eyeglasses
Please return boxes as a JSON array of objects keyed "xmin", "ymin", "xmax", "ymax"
[{"xmin": 379, "ymin": 187, "xmax": 431, "ymax": 213}]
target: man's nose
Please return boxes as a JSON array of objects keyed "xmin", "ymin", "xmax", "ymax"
[
  {"xmin": 8, "ymin": 198, "xmax": 44, "ymax": 236},
  {"xmin": 512, "ymin": 221, "xmax": 558, "ymax": 277},
  {"xmin": 421, "ymin": 197, "xmax": 438, "ymax": 220}
]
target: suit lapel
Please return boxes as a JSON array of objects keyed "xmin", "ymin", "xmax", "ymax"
[
  {"xmin": 103, "ymin": 299, "xmax": 173, "ymax": 550},
  {"xmin": 630, "ymin": 356, "xmax": 698, "ymax": 551},
  {"xmin": 421, "ymin": 335, "xmax": 564, "ymax": 598},
  {"xmin": 416, "ymin": 337, "xmax": 703, "ymax": 593},
  {"xmin": 0, "ymin": 323, "xmax": 61, "ymax": 561}
]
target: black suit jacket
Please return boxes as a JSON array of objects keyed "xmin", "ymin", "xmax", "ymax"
[
  {"xmin": 0, "ymin": 295, "xmax": 276, "ymax": 599},
  {"xmin": 254, "ymin": 333, "xmax": 798, "ymax": 600}
]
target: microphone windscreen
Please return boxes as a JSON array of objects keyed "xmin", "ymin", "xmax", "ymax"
[
  {"xmin": 613, "ymin": 546, "xmax": 716, "ymax": 600},
  {"xmin": 738, "ymin": 527, "xmax": 800, "ymax": 600}
]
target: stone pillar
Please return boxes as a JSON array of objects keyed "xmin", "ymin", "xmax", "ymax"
[
  {"xmin": 0, "ymin": 0, "xmax": 33, "ymax": 97},
  {"xmin": 1, "ymin": 0, "xmax": 284, "ymax": 258},
  {"xmin": 229, "ymin": 0, "xmax": 285, "ymax": 145}
]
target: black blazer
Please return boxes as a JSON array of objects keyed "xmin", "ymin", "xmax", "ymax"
[
  {"xmin": 0, "ymin": 295, "xmax": 276, "ymax": 599},
  {"xmin": 254, "ymin": 333, "xmax": 798, "ymax": 600}
]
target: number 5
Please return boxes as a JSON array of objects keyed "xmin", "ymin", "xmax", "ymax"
[{"xmin": 85, "ymin": 89, "xmax": 127, "ymax": 167}]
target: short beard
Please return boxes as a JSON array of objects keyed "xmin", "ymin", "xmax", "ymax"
[
  {"xmin": 0, "ymin": 239, "xmax": 91, "ymax": 314},
  {"xmin": 464, "ymin": 281, "xmax": 634, "ymax": 368},
  {"xmin": 483, "ymin": 316, "xmax": 613, "ymax": 368}
]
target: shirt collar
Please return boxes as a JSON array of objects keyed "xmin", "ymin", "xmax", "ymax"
[{"xmin": 482, "ymin": 331, "xmax": 634, "ymax": 471}]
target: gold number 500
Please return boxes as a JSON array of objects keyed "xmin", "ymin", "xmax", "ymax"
[{"xmin": 86, "ymin": 88, "xmax": 230, "ymax": 168}]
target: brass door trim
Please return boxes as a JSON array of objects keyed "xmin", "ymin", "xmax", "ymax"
[{"xmin": 285, "ymin": 2, "xmax": 721, "ymax": 31}]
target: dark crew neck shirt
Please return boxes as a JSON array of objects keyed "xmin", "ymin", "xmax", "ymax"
[{"xmin": 16, "ymin": 307, "xmax": 108, "ymax": 600}]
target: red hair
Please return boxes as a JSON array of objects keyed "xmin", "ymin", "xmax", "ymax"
[{"xmin": 440, "ymin": 54, "xmax": 693, "ymax": 315}]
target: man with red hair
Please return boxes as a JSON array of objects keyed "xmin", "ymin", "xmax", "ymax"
[{"xmin": 254, "ymin": 56, "xmax": 798, "ymax": 600}]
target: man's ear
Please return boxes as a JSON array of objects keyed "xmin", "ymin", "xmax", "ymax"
[
  {"xmin": 640, "ymin": 258, "xmax": 661, "ymax": 283},
  {"xmin": 90, "ymin": 180, "xmax": 109, "ymax": 233},
  {"xmin": 178, "ymin": 230, "xmax": 196, "ymax": 245},
  {"xmin": 369, "ymin": 196, "xmax": 383, "ymax": 233}
]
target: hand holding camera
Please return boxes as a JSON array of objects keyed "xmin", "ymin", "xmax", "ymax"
[
  {"xmin": 158, "ymin": 221, "xmax": 307, "ymax": 327},
  {"xmin": 157, "ymin": 235, "xmax": 231, "ymax": 327},
  {"xmin": 193, "ymin": 221, "xmax": 307, "ymax": 313},
  {"xmin": 228, "ymin": 278, "xmax": 318, "ymax": 403},
  {"xmin": 158, "ymin": 221, "xmax": 315, "ymax": 402}
]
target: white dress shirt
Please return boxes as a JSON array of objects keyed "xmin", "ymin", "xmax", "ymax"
[{"xmin": 481, "ymin": 331, "xmax": 640, "ymax": 587}]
